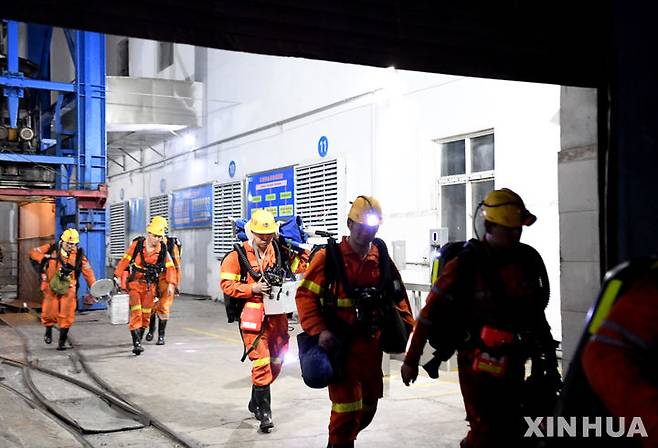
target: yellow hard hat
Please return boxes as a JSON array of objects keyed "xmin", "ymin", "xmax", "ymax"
[
  {"xmin": 146, "ymin": 216, "xmax": 167, "ymax": 236},
  {"xmin": 481, "ymin": 188, "xmax": 536, "ymax": 228},
  {"xmin": 150, "ymin": 215, "xmax": 168, "ymax": 230},
  {"xmin": 247, "ymin": 209, "xmax": 278, "ymax": 234},
  {"xmin": 60, "ymin": 228, "xmax": 80, "ymax": 244},
  {"xmin": 348, "ymin": 195, "xmax": 383, "ymax": 226}
]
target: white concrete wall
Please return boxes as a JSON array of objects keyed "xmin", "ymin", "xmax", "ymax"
[
  {"xmin": 108, "ymin": 48, "xmax": 562, "ymax": 339},
  {"xmin": 558, "ymin": 87, "xmax": 599, "ymax": 367}
]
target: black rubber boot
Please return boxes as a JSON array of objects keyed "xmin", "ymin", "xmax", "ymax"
[
  {"xmin": 131, "ymin": 329, "xmax": 144, "ymax": 355},
  {"xmin": 248, "ymin": 385, "xmax": 261, "ymax": 419},
  {"xmin": 44, "ymin": 326, "xmax": 53, "ymax": 344},
  {"xmin": 254, "ymin": 385, "xmax": 273, "ymax": 432},
  {"xmin": 145, "ymin": 314, "xmax": 156, "ymax": 341},
  {"xmin": 156, "ymin": 318, "xmax": 167, "ymax": 345},
  {"xmin": 57, "ymin": 328, "xmax": 69, "ymax": 351}
]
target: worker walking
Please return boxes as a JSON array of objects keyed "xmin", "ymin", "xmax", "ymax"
[
  {"xmin": 220, "ymin": 209, "xmax": 305, "ymax": 433},
  {"xmin": 144, "ymin": 216, "xmax": 182, "ymax": 346},
  {"xmin": 401, "ymin": 188, "xmax": 559, "ymax": 448},
  {"xmin": 114, "ymin": 216, "xmax": 176, "ymax": 356},
  {"xmin": 296, "ymin": 195, "xmax": 415, "ymax": 448},
  {"xmin": 29, "ymin": 228, "xmax": 96, "ymax": 350},
  {"xmin": 580, "ymin": 263, "xmax": 658, "ymax": 446}
]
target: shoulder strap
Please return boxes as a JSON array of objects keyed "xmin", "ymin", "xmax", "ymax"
[
  {"xmin": 271, "ymin": 238, "xmax": 283, "ymax": 269},
  {"xmin": 156, "ymin": 241, "xmax": 167, "ymax": 267},
  {"xmin": 233, "ymin": 242, "xmax": 261, "ymax": 282},
  {"xmin": 39, "ymin": 243, "xmax": 58, "ymax": 273},
  {"xmin": 274, "ymin": 237, "xmax": 294, "ymax": 277},
  {"xmin": 372, "ymin": 238, "xmax": 392, "ymax": 289},
  {"xmin": 329, "ymin": 237, "xmax": 353, "ymax": 295},
  {"xmin": 166, "ymin": 236, "xmax": 182, "ymax": 258},
  {"xmin": 74, "ymin": 246, "xmax": 85, "ymax": 280},
  {"xmin": 131, "ymin": 237, "xmax": 145, "ymax": 265},
  {"xmin": 450, "ymin": 239, "xmax": 484, "ymax": 286},
  {"xmin": 322, "ymin": 237, "xmax": 343, "ymax": 314},
  {"xmin": 517, "ymin": 243, "xmax": 551, "ymax": 309}
]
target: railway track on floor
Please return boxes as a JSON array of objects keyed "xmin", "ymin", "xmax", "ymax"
[{"xmin": 0, "ymin": 311, "xmax": 200, "ymax": 448}]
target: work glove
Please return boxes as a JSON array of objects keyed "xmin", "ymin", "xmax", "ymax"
[
  {"xmin": 113, "ymin": 276, "xmax": 126, "ymax": 292},
  {"xmin": 401, "ymin": 362, "xmax": 419, "ymax": 386}
]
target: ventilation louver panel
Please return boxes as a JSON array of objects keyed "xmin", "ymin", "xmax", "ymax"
[
  {"xmin": 295, "ymin": 159, "xmax": 340, "ymax": 236},
  {"xmin": 149, "ymin": 194, "xmax": 170, "ymax": 223},
  {"xmin": 212, "ymin": 181, "xmax": 244, "ymax": 258},
  {"xmin": 109, "ymin": 202, "xmax": 127, "ymax": 259}
]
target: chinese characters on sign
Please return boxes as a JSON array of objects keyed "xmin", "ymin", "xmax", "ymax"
[
  {"xmin": 246, "ymin": 166, "xmax": 295, "ymax": 220},
  {"xmin": 171, "ymin": 184, "xmax": 213, "ymax": 229}
]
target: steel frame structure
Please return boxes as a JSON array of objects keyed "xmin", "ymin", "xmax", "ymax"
[{"xmin": 0, "ymin": 20, "xmax": 107, "ymax": 310}]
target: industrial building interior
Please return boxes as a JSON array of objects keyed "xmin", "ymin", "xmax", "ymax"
[{"xmin": 0, "ymin": 2, "xmax": 657, "ymax": 447}]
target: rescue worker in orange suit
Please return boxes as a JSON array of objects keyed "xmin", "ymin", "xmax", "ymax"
[
  {"xmin": 296, "ymin": 196, "xmax": 415, "ymax": 448},
  {"xmin": 401, "ymin": 188, "xmax": 559, "ymax": 448},
  {"xmin": 144, "ymin": 216, "xmax": 182, "ymax": 346},
  {"xmin": 29, "ymin": 229, "xmax": 96, "ymax": 350},
  {"xmin": 114, "ymin": 216, "xmax": 176, "ymax": 356},
  {"xmin": 220, "ymin": 209, "xmax": 307, "ymax": 433},
  {"xmin": 582, "ymin": 269, "xmax": 658, "ymax": 446}
]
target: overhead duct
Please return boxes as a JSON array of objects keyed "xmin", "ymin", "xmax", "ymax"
[{"xmin": 106, "ymin": 76, "xmax": 202, "ymax": 133}]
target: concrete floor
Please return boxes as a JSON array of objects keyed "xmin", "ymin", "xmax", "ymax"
[{"xmin": 0, "ymin": 295, "xmax": 468, "ymax": 447}]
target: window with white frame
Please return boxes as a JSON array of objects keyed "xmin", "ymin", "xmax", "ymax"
[{"xmin": 438, "ymin": 131, "xmax": 495, "ymax": 241}]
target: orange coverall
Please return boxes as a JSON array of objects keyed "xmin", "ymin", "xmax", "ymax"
[
  {"xmin": 29, "ymin": 243, "xmax": 96, "ymax": 329},
  {"xmin": 220, "ymin": 241, "xmax": 305, "ymax": 386},
  {"xmin": 582, "ymin": 272, "xmax": 658, "ymax": 446},
  {"xmin": 114, "ymin": 240, "xmax": 176, "ymax": 331},
  {"xmin": 296, "ymin": 236, "xmax": 414, "ymax": 445},
  {"xmin": 404, "ymin": 241, "xmax": 553, "ymax": 448},
  {"xmin": 156, "ymin": 238, "xmax": 182, "ymax": 320}
]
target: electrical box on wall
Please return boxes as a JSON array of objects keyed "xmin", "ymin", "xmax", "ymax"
[
  {"xmin": 392, "ymin": 240, "xmax": 406, "ymax": 269},
  {"xmin": 429, "ymin": 228, "xmax": 448, "ymax": 247}
]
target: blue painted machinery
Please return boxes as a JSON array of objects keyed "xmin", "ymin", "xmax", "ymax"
[{"xmin": 0, "ymin": 20, "xmax": 107, "ymax": 310}]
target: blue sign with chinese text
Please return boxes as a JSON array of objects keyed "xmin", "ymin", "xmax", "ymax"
[
  {"xmin": 246, "ymin": 166, "xmax": 295, "ymax": 220},
  {"xmin": 171, "ymin": 183, "xmax": 213, "ymax": 229}
]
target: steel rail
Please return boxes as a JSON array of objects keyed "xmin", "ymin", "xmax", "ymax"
[
  {"xmin": 0, "ymin": 380, "xmax": 93, "ymax": 448},
  {"xmin": 0, "ymin": 312, "xmax": 200, "ymax": 447}
]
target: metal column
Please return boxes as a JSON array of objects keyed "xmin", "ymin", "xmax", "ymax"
[{"xmin": 71, "ymin": 31, "xmax": 107, "ymax": 310}]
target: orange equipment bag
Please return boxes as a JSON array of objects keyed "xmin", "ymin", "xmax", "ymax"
[
  {"xmin": 239, "ymin": 302, "xmax": 265, "ymax": 333},
  {"xmin": 472, "ymin": 325, "xmax": 514, "ymax": 377}
]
